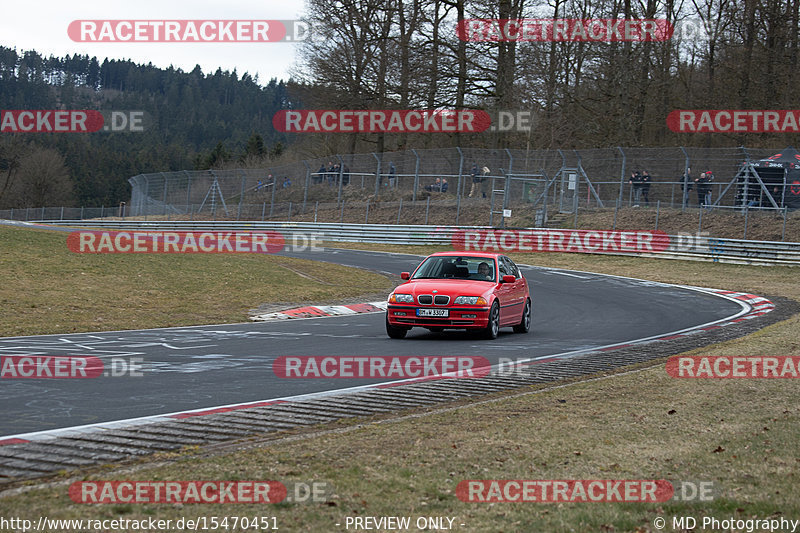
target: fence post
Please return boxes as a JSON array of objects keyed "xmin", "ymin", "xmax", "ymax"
[
  {"xmin": 613, "ymin": 199, "xmax": 619, "ymax": 230},
  {"xmin": 269, "ymin": 169, "xmax": 277, "ymax": 218},
  {"xmin": 504, "ymin": 148, "xmax": 514, "ymax": 229},
  {"xmin": 365, "ymin": 200, "xmax": 370, "ymax": 223},
  {"xmin": 617, "ymin": 147, "xmax": 626, "ymax": 206},
  {"xmin": 237, "ymin": 171, "xmax": 246, "ymax": 220},
  {"xmin": 455, "ymin": 147, "xmax": 464, "ymax": 225},
  {"xmin": 425, "ymin": 196, "xmax": 430, "ymax": 225},
  {"xmin": 680, "ymin": 147, "xmax": 690, "ymax": 211},
  {"xmin": 143, "ymin": 175, "xmax": 150, "ymax": 218},
  {"xmin": 655, "ymin": 200, "xmax": 660, "ymax": 231},
  {"xmin": 574, "ymin": 202, "xmax": 578, "ymax": 228},
  {"xmin": 60, "ymin": 206, "xmax": 64, "ymax": 221},
  {"xmin": 185, "ymin": 170, "xmax": 192, "ymax": 209},
  {"xmin": 782, "ymin": 207, "xmax": 788, "ymax": 241},
  {"xmin": 261, "ymin": 202, "xmax": 266, "ymax": 221},
  {"xmin": 373, "ymin": 153, "xmax": 381, "ymax": 198},
  {"xmin": 314, "ymin": 201, "xmax": 319, "ymax": 223},
  {"xmin": 302, "ymin": 160, "xmax": 310, "ymax": 212},
  {"xmin": 161, "ymin": 172, "xmax": 168, "ymax": 216},
  {"xmin": 412, "ymin": 149, "xmax": 420, "ymax": 203},
  {"xmin": 698, "ymin": 207, "xmax": 703, "ymax": 234},
  {"xmin": 743, "ymin": 203, "xmax": 749, "ymax": 239},
  {"xmin": 397, "ymin": 199, "xmax": 403, "ymax": 224},
  {"xmin": 288, "ymin": 202, "xmax": 292, "ymax": 221},
  {"xmin": 336, "ymin": 155, "xmax": 345, "ymax": 205},
  {"xmin": 340, "ymin": 201, "xmax": 345, "ymax": 223}
]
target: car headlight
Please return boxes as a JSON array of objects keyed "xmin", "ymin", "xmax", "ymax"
[
  {"xmin": 389, "ymin": 293, "xmax": 414, "ymax": 304},
  {"xmin": 454, "ymin": 296, "xmax": 487, "ymax": 305}
]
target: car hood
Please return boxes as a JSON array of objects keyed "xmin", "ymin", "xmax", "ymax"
[{"xmin": 396, "ymin": 279, "xmax": 495, "ymax": 297}]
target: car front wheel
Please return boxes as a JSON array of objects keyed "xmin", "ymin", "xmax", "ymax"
[{"xmin": 386, "ymin": 315, "xmax": 408, "ymax": 339}]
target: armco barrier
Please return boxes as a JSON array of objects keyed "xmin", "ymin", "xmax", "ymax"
[{"xmin": 31, "ymin": 220, "xmax": 800, "ymax": 266}]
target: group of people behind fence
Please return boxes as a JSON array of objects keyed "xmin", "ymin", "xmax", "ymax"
[
  {"xmin": 680, "ymin": 167, "xmax": 715, "ymax": 207},
  {"xmin": 628, "ymin": 170, "xmax": 652, "ymax": 206},
  {"xmin": 314, "ymin": 162, "xmax": 351, "ymax": 186}
]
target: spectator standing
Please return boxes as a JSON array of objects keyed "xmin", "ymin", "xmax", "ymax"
[
  {"xmin": 641, "ymin": 170, "xmax": 652, "ymax": 206},
  {"xmin": 629, "ymin": 170, "xmax": 643, "ymax": 206},
  {"xmin": 681, "ymin": 167, "xmax": 693, "ymax": 206},
  {"xmin": 388, "ymin": 162, "xmax": 397, "ymax": 188},
  {"xmin": 333, "ymin": 163, "xmax": 341, "ymax": 186},
  {"xmin": 326, "ymin": 162, "xmax": 336, "ymax": 186},
  {"xmin": 469, "ymin": 163, "xmax": 479, "ymax": 197},
  {"xmin": 704, "ymin": 170, "xmax": 714, "ymax": 206},
  {"xmin": 480, "ymin": 166, "xmax": 490, "ymax": 198},
  {"xmin": 695, "ymin": 172, "xmax": 710, "ymax": 207},
  {"xmin": 315, "ymin": 164, "xmax": 326, "ymax": 185}
]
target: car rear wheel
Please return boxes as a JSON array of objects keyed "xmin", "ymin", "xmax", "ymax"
[
  {"xmin": 386, "ymin": 315, "xmax": 408, "ymax": 339},
  {"xmin": 482, "ymin": 302, "xmax": 500, "ymax": 339},
  {"xmin": 513, "ymin": 298, "xmax": 532, "ymax": 334}
]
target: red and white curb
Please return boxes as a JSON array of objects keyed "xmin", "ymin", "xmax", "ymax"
[{"xmin": 250, "ymin": 301, "xmax": 388, "ymax": 321}]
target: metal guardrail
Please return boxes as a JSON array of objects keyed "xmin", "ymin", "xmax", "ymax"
[{"xmin": 36, "ymin": 220, "xmax": 800, "ymax": 266}]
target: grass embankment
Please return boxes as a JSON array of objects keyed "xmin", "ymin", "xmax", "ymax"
[
  {"xmin": 1, "ymin": 238, "xmax": 798, "ymax": 532},
  {"xmin": 0, "ymin": 226, "xmax": 392, "ymax": 337}
]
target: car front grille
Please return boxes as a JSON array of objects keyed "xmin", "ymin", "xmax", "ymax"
[
  {"xmin": 417, "ymin": 295, "xmax": 433, "ymax": 305},
  {"xmin": 434, "ymin": 295, "xmax": 450, "ymax": 305}
]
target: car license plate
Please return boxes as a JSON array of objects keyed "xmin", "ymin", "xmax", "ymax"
[{"xmin": 417, "ymin": 308, "xmax": 448, "ymax": 317}]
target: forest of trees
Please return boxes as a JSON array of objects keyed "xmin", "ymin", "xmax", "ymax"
[
  {"xmin": 1, "ymin": 0, "xmax": 799, "ymax": 208},
  {"xmin": 296, "ymin": 0, "xmax": 800, "ymax": 152},
  {"xmin": 0, "ymin": 48, "xmax": 292, "ymax": 208}
]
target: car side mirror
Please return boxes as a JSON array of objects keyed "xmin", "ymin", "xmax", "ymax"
[
  {"xmin": 501, "ymin": 275, "xmax": 516, "ymax": 284},
  {"xmin": 400, "ymin": 272, "xmax": 410, "ymax": 280}
]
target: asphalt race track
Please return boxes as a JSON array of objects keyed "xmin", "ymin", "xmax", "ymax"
[{"xmin": 0, "ymin": 247, "xmax": 745, "ymax": 438}]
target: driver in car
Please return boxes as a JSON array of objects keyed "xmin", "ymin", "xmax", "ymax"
[{"xmin": 477, "ymin": 261, "xmax": 493, "ymax": 280}]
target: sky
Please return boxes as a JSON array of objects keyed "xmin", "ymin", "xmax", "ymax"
[{"xmin": 0, "ymin": 0, "xmax": 308, "ymax": 83}]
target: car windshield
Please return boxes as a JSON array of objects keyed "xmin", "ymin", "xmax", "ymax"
[{"xmin": 411, "ymin": 256, "xmax": 496, "ymax": 281}]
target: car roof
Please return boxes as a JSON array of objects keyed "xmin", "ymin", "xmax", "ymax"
[{"xmin": 427, "ymin": 252, "xmax": 502, "ymax": 259}]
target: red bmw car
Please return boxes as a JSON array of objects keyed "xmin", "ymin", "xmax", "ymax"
[{"xmin": 386, "ymin": 252, "xmax": 531, "ymax": 339}]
